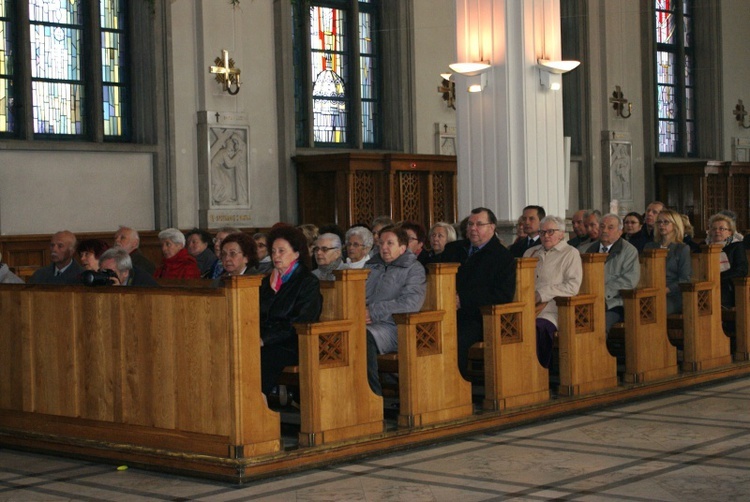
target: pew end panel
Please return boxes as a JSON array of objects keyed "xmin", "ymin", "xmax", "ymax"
[{"xmin": 733, "ymin": 277, "xmax": 750, "ymax": 361}]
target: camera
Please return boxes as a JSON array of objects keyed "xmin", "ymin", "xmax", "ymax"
[{"xmin": 81, "ymin": 269, "xmax": 118, "ymax": 286}]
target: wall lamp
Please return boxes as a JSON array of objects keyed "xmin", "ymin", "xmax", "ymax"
[
  {"xmin": 537, "ymin": 59, "xmax": 580, "ymax": 91},
  {"xmin": 733, "ymin": 99, "xmax": 750, "ymax": 128},
  {"xmin": 448, "ymin": 61, "xmax": 491, "ymax": 93},
  {"xmin": 609, "ymin": 85, "xmax": 632, "ymax": 119}
]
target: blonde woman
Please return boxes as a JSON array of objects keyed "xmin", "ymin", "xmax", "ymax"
[
  {"xmin": 643, "ymin": 209, "xmax": 691, "ymax": 314},
  {"xmin": 707, "ymin": 213, "xmax": 748, "ymax": 308}
]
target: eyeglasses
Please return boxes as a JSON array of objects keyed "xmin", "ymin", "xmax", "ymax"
[
  {"xmin": 655, "ymin": 220, "xmax": 672, "ymax": 226},
  {"xmin": 220, "ymin": 251, "xmax": 243, "ymax": 259},
  {"xmin": 712, "ymin": 227, "xmax": 730, "ymax": 232},
  {"xmin": 407, "ymin": 237, "xmax": 419, "ymax": 242},
  {"xmin": 346, "ymin": 242, "xmax": 364, "ymax": 248},
  {"xmin": 538, "ymin": 229, "xmax": 561, "ymax": 236},
  {"xmin": 312, "ymin": 246, "xmax": 340, "ymax": 253},
  {"xmin": 466, "ymin": 221, "xmax": 493, "ymax": 228}
]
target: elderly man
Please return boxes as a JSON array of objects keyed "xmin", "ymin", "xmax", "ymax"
[
  {"xmin": 582, "ymin": 213, "xmax": 640, "ymax": 333},
  {"xmin": 567, "ymin": 209, "xmax": 589, "ymax": 247},
  {"xmin": 524, "ymin": 216, "xmax": 582, "ymax": 368},
  {"xmin": 312, "ymin": 232, "xmax": 345, "ymax": 281},
  {"xmin": 29, "ymin": 230, "xmax": 83, "ymax": 285},
  {"xmin": 456, "ymin": 207, "xmax": 516, "ymax": 378},
  {"xmin": 509, "ymin": 205, "xmax": 546, "ymax": 258},
  {"xmin": 576, "ymin": 210, "xmax": 602, "ymax": 251},
  {"xmin": 98, "ymin": 248, "xmax": 159, "ymax": 287},
  {"xmin": 114, "ymin": 226, "xmax": 156, "ymax": 275}
]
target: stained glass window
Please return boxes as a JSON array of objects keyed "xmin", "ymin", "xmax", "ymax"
[
  {"xmin": 0, "ymin": 0, "xmax": 14, "ymax": 134},
  {"xmin": 655, "ymin": 0, "xmax": 695, "ymax": 156},
  {"xmin": 294, "ymin": 0, "xmax": 380, "ymax": 148},
  {"xmin": 101, "ymin": 0, "xmax": 128, "ymax": 137}
]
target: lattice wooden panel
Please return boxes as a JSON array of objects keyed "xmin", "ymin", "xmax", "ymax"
[
  {"xmin": 697, "ymin": 290, "xmax": 712, "ymax": 316},
  {"xmin": 318, "ymin": 331, "xmax": 348, "ymax": 368},
  {"xmin": 399, "ymin": 172, "xmax": 422, "ymax": 222},
  {"xmin": 733, "ymin": 175, "xmax": 749, "ymax": 231},
  {"xmin": 432, "ymin": 172, "xmax": 448, "ymax": 222},
  {"xmin": 705, "ymin": 175, "xmax": 726, "ymax": 221},
  {"xmin": 500, "ymin": 312, "xmax": 522, "ymax": 344},
  {"xmin": 353, "ymin": 171, "xmax": 376, "ymax": 225},
  {"xmin": 416, "ymin": 322, "xmax": 441, "ymax": 356},
  {"xmin": 575, "ymin": 304, "xmax": 593, "ymax": 333},
  {"xmin": 639, "ymin": 297, "xmax": 656, "ymax": 324}
]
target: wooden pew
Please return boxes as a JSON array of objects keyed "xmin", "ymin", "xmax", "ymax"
[
  {"xmin": 556, "ymin": 253, "xmax": 618, "ymax": 396},
  {"xmin": 733, "ymin": 276, "xmax": 750, "ymax": 361},
  {"xmin": 619, "ymin": 248, "xmax": 678, "ymax": 383},
  {"xmin": 481, "ymin": 257, "xmax": 550, "ymax": 411},
  {"xmin": 0, "ymin": 276, "xmax": 281, "ymax": 459},
  {"xmin": 294, "ymin": 268, "xmax": 384, "ymax": 447},
  {"xmin": 391, "ymin": 263, "xmax": 473, "ymax": 427},
  {"xmin": 678, "ymin": 243, "xmax": 732, "ymax": 371}
]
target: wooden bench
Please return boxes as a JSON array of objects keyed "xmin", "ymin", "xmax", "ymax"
[
  {"xmin": 0, "ymin": 276, "xmax": 281, "ymax": 459},
  {"xmin": 390, "ymin": 263, "xmax": 473, "ymax": 427},
  {"xmin": 556, "ymin": 253, "xmax": 618, "ymax": 396},
  {"xmin": 480, "ymin": 257, "xmax": 550, "ymax": 411},
  {"xmin": 293, "ymin": 269, "xmax": 384, "ymax": 446}
]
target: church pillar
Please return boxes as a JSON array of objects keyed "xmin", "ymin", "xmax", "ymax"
[{"xmin": 454, "ymin": 0, "xmax": 570, "ymax": 223}]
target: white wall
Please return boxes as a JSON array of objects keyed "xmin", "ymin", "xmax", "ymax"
[
  {"xmin": 0, "ymin": 151, "xmax": 154, "ymax": 235},
  {"xmin": 721, "ymin": 0, "xmax": 750, "ymax": 161}
]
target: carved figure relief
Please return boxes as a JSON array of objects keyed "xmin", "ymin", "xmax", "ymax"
[
  {"xmin": 210, "ymin": 127, "xmax": 249, "ymax": 207},
  {"xmin": 610, "ymin": 142, "xmax": 632, "ymax": 202}
]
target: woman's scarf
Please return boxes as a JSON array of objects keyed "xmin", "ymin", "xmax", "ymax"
[{"xmin": 270, "ymin": 260, "xmax": 299, "ymax": 293}]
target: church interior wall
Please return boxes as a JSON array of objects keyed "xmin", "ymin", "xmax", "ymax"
[{"xmin": 720, "ymin": 0, "xmax": 750, "ymax": 161}]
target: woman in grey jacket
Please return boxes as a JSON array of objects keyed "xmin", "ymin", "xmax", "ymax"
[{"xmin": 364, "ymin": 226, "xmax": 427, "ymax": 395}]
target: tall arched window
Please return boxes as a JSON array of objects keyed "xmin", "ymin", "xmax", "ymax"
[
  {"xmin": 0, "ymin": 0, "xmax": 129, "ymax": 140},
  {"xmin": 293, "ymin": 0, "xmax": 380, "ymax": 149},
  {"xmin": 655, "ymin": 0, "xmax": 695, "ymax": 156}
]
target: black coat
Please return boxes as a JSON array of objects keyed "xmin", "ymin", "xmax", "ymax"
[
  {"xmin": 456, "ymin": 236, "xmax": 516, "ymax": 323},
  {"xmin": 720, "ymin": 241, "xmax": 749, "ymax": 308},
  {"xmin": 509, "ymin": 235, "xmax": 540, "ymax": 258},
  {"xmin": 259, "ymin": 266, "xmax": 322, "ymax": 348}
]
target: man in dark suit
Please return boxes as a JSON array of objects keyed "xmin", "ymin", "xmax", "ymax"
[
  {"xmin": 631, "ymin": 201, "xmax": 664, "ymax": 253},
  {"xmin": 455, "ymin": 207, "xmax": 516, "ymax": 378},
  {"xmin": 29, "ymin": 230, "xmax": 83, "ymax": 285},
  {"xmin": 567, "ymin": 209, "xmax": 589, "ymax": 247},
  {"xmin": 114, "ymin": 225, "xmax": 156, "ymax": 275},
  {"xmin": 509, "ymin": 205, "xmax": 546, "ymax": 257}
]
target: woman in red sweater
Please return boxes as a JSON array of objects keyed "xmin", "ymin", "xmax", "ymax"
[{"xmin": 153, "ymin": 228, "xmax": 201, "ymax": 279}]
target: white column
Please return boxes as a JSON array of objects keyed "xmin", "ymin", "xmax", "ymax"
[{"xmin": 454, "ymin": 0, "xmax": 568, "ymax": 222}]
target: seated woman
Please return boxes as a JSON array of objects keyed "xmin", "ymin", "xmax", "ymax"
[
  {"xmin": 153, "ymin": 228, "xmax": 201, "ymax": 279},
  {"xmin": 364, "ymin": 225, "xmax": 427, "ymax": 395},
  {"xmin": 259, "ymin": 226, "xmax": 322, "ymax": 395},
  {"xmin": 680, "ymin": 214, "xmax": 702, "ymax": 254},
  {"xmin": 252, "ymin": 232, "xmax": 273, "ymax": 275},
  {"xmin": 78, "ymin": 239, "xmax": 110, "ymax": 271},
  {"xmin": 311, "ymin": 233, "xmax": 345, "ymax": 281},
  {"xmin": 219, "ymin": 232, "xmax": 259, "ymax": 277},
  {"xmin": 344, "ymin": 226, "xmax": 373, "ymax": 269},
  {"xmin": 185, "ymin": 228, "xmax": 218, "ymax": 277},
  {"xmin": 622, "ymin": 211, "xmax": 648, "ymax": 253},
  {"xmin": 707, "ymin": 213, "xmax": 748, "ymax": 308},
  {"xmin": 0, "ymin": 252, "xmax": 23, "ymax": 284},
  {"xmin": 644, "ymin": 209, "xmax": 691, "ymax": 315},
  {"xmin": 426, "ymin": 222, "xmax": 457, "ymax": 263}
]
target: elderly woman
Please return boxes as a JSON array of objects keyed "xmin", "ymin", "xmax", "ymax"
[
  {"xmin": 185, "ymin": 228, "xmax": 218, "ymax": 277},
  {"xmin": 311, "ymin": 233, "xmax": 345, "ymax": 281},
  {"xmin": 259, "ymin": 226, "xmax": 322, "ymax": 396},
  {"xmin": 644, "ymin": 209, "xmax": 691, "ymax": 315},
  {"xmin": 153, "ymin": 228, "xmax": 201, "ymax": 279},
  {"xmin": 78, "ymin": 239, "xmax": 110, "ymax": 271},
  {"xmin": 427, "ymin": 222, "xmax": 457, "ymax": 262},
  {"xmin": 364, "ymin": 225, "xmax": 427, "ymax": 395},
  {"xmin": 208, "ymin": 226, "xmax": 240, "ymax": 279},
  {"xmin": 680, "ymin": 215, "xmax": 702, "ymax": 254},
  {"xmin": 707, "ymin": 213, "xmax": 748, "ymax": 308},
  {"xmin": 344, "ymin": 226, "xmax": 373, "ymax": 269},
  {"xmin": 219, "ymin": 232, "xmax": 259, "ymax": 277},
  {"xmin": 252, "ymin": 232, "xmax": 273, "ymax": 274},
  {"xmin": 0, "ymin": 252, "xmax": 23, "ymax": 284}
]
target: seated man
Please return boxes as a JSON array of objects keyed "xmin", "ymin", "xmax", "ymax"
[
  {"xmin": 365, "ymin": 225, "xmax": 427, "ymax": 395},
  {"xmin": 509, "ymin": 205, "xmax": 545, "ymax": 258},
  {"xmin": 29, "ymin": 230, "xmax": 83, "ymax": 285},
  {"xmin": 114, "ymin": 226, "xmax": 156, "ymax": 275},
  {"xmin": 524, "ymin": 216, "xmax": 582, "ymax": 368},
  {"xmin": 98, "ymin": 248, "xmax": 160, "ymax": 287},
  {"xmin": 576, "ymin": 210, "xmax": 602, "ymax": 251},
  {"xmin": 455, "ymin": 207, "xmax": 516, "ymax": 378},
  {"xmin": 185, "ymin": 228, "xmax": 218, "ymax": 277},
  {"xmin": 400, "ymin": 221, "xmax": 430, "ymax": 267},
  {"xmin": 582, "ymin": 213, "xmax": 640, "ymax": 333},
  {"xmin": 567, "ymin": 209, "xmax": 589, "ymax": 247}
]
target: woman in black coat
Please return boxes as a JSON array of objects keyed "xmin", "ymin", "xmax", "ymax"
[
  {"xmin": 259, "ymin": 225, "xmax": 322, "ymax": 395},
  {"xmin": 707, "ymin": 214, "xmax": 749, "ymax": 308}
]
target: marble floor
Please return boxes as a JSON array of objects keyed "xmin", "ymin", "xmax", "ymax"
[{"xmin": 2, "ymin": 377, "xmax": 750, "ymax": 501}]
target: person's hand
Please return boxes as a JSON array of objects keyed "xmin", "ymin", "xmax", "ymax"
[
  {"xmin": 365, "ymin": 307, "xmax": 372, "ymax": 324},
  {"xmin": 456, "ymin": 294, "xmax": 461, "ymax": 309}
]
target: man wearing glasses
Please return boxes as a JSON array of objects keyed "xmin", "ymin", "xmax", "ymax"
[
  {"xmin": 455, "ymin": 207, "xmax": 516, "ymax": 378},
  {"xmin": 524, "ymin": 215, "xmax": 582, "ymax": 368}
]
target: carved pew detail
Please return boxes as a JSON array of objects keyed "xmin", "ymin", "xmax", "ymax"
[
  {"xmin": 620, "ymin": 248, "xmax": 678, "ymax": 383},
  {"xmin": 392, "ymin": 263, "xmax": 472, "ymax": 427},
  {"xmin": 294, "ymin": 269, "xmax": 383, "ymax": 446},
  {"xmin": 556, "ymin": 253, "xmax": 617, "ymax": 396},
  {"xmin": 481, "ymin": 257, "xmax": 549, "ymax": 411},
  {"xmin": 679, "ymin": 244, "xmax": 732, "ymax": 371}
]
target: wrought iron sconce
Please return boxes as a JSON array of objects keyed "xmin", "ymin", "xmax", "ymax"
[
  {"xmin": 209, "ymin": 49, "xmax": 241, "ymax": 95},
  {"xmin": 610, "ymin": 85, "xmax": 632, "ymax": 118},
  {"xmin": 437, "ymin": 73, "xmax": 456, "ymax": 110},
  {"xmin": 733, "ymin": 99, "xmax": 750, "ymax": 128}
]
